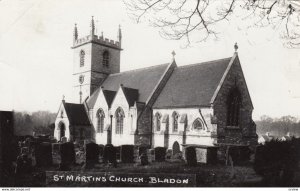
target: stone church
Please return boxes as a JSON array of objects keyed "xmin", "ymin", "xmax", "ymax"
[{"xmin": 54, "ymin": 17, "xmax": 257, "ymax": 151}]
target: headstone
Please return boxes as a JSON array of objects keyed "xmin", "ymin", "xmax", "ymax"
[
  {"xmin": 60, "ymin": 142, "xmax": 75, "ymax": 169},
  {"xmin": 35, "ymin": 142, "xmax": 52, "ymax": 167},
  {"xmin": 120, "ymin": 145, "xmax": 134, "ymax": 163},
  {"xmin": 147, "ymin": 149, "xmax": 155, "ymax": 163},
  {"xmin": 185, "ymin": 146, "xmax": 197, "ymax": 166},
  {"xmin": 166, "ymin": 149, "xmax": 172, "ymax": 159},
  {"xmin": 52, "ymin": 143, "xmax": 61, "ymax": 165},
  {"xmin": 140, "ymin": 153, "xmax": 148, "ymax": 166},
  {"xmin": 85, "ymin": 142, "xmax": 99, "ymax": 165},
  {"xmin": 154, "ymin": 147, "xmax": 167, "ymax": 162},
  {"xmin": 61, "ymin": 137, "xmax": 67, "ymax": 143},
  {"xmin": 103, "ymin": 144, "xmax": 117, "ymax": 167}
]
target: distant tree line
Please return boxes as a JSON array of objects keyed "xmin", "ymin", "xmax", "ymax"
[
  {"xmin": 13, "ymin": 111, "xmax": 56, "ymax": 136},
  {"xmin": 255, "ymin": 115, "xmax": 300, "ymax": 138}
]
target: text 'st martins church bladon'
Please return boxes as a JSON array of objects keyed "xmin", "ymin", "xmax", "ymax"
[{"xmin": 54, "ymin": 17, "xmax": 258, "ymax": 151}]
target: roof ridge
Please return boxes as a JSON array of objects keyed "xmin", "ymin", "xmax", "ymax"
[
  {"xmin": 177, "ymin": 57, "xmax": 232, "ymax": 69},
  {"xmin": 108, "ymin": 63, "xmax": 170, "ymax": 76}
]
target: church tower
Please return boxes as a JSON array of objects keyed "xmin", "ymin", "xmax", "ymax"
[{"xmin": 71, "ymin": 17, "xmax": 122, "ymax": 103}]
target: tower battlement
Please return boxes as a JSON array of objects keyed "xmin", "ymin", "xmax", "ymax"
[
  {"xmin": 72, "ymin": 16, "xmax": 122, "ymax": 50},
  {"xmin": 72, "ymin": 34, "xmax": 121, "ymax": 49}
]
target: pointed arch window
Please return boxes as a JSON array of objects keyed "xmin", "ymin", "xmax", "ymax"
[
  {"xmin": 80, "ymin": 50, "xmax": 85, "ymax": 67},
  {"xmin": 102, "ymin": 50, "xmax": 110, "ymax": 67},
  {"xmin": 96, "ymin": 109, "xmax": 105, "ymax": 133},
  {"xmin": 192, "ymin": 118, "xmax": 203, "ymax": 130},
  {"xmin": 154, "ymin": 112, "xmax": 162, "ymax": 131},
  {"xmin": 115, "ymin": 107, "xmax": 124, "ymax": 134},
  {"xmin": 227, "ymin": 87, "xmax": 241, "ymax": 126},
  {"xmin": 172, "ymin": 112, "xmax": 179, "ymax": 132}
]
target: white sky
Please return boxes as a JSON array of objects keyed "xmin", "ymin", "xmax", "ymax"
[{"xmin": 0, "ymin": 0, "xmax": 299, "ymax": 120}]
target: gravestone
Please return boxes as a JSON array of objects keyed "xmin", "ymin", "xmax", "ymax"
[
  {"xmin": 140, "ymin": 153, "xmax": 148, "ymax": 166},
  {"xmin": 85, "ymin": 142, "xmax": 99, "ymax": 165},
  {"xmin": 120, "ymin": 145, "xmax": 134, "ymax": 163},
  {"xmin": 59, "ymin": 142, "xmax": 75, "ymax": 170},
  {"xmin": 147, "ymin": 149, "xmax": 155, "ymax": 163},
  {"xmin": 172, "ymin": 141, "xmax": 180, "ymax": 155},
  {"xmin": 61, "ymin": 137, "xmax": 67, "ymax": 143},
  {"xmin": 35, "ymin": 142, "xmax": 52, "ymax": 167},
  {"xmin": 103, "ymin": 144, "xmax": 117, "ymax": 166},
  {"xmin": 154, "ymin": 147, "xmax": 167, "ymax": 162},
  {"xmin": 185, "ymin": 146, "xmax": 197, "ymax": 166},
  {"xmin": 166, "ymin": 149, "xmax": 172, "ymax": 159},
  {"xmin": 52, "ymin": 143, "xmax": 61, "ymax": 165}
]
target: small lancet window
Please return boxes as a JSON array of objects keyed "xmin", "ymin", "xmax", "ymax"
[
  {"xmin": 102, "ymin": 50, "xmax": 110, "ymax": 67},
  {"xmin": 172, "ymin": 112, "xmax": 179, "ymax": 132},
  {"xmin": 96, "ymin": 109, "xmax": 105, "ymax": 133},
  {"xmin": 80, "ymin": 50, "xmax": 85, "ymax": 67},
  {"xmin": 154, "ymin": 112, "xmax": 162, "ymax": 131}
]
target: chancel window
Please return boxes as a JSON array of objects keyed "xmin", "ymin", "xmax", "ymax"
[
  {"xmin": 227, "ymin": 87, "xmax": 241, "ymax": 126},
  {"xmin": 102, "ymin": 51, "xmax": 110, "ymax": 67},
  {"xmin": 172, "ymin": 112, "xmax": 179, "ymax": 132},
  {"xmin": 80, "ymin": 50, "xmax": 85, "ymax": 67},
  {"xmin": 96, "ymin": 109, "xmax": 105, "ymax": 133},
  {"xmin": 154, "ymin": 112, "xmax": 162, "ymax": 131},
  {"xmin": 115, "ymin": 107, "xmax": 124, "ymax": 134},
  {"xmin": 192, "ymin": 118, "xmax": 203, "ymax": 130}
]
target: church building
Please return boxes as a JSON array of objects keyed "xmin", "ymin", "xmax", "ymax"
[{"xmin": 54, "ymin": 17, "xmax": 257, "ymax": 150}]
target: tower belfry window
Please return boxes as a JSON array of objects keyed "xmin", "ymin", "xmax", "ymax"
[
  {"xmin": 80, "ymin": 50, "xmax": 85, "ymax": 67},
  {"xmin": 102, "ymin": 51, "xmax": 110, "ymax": 67}
]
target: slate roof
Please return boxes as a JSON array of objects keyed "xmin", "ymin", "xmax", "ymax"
[
  {"xmin": 101, "ymin": 63, "xmax": 170, "ymax": 102},
  {"xmin": 121, "ymin": 86, "xmax": 139, "ymax": 106},
  {"xmin": 63, "ymin": 102, "xmax": 91, "ymax": 126},
  {"xmin": 86, "ymin": 89, "xmax": 116, "ymax": 108},
  {"xmin": 153, "ymin": 57, "xmax": 232, "ymax": 108}
]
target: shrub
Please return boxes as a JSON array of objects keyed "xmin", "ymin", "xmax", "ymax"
[
  {"xmin": 138, "ymin": 144, "xmax": 151, "ymax": 156},
  {"xmin": 120, "ymin": 145, "xmax": 134, "ymax": 163},
  {"xmin": 98, "ymin": 144, "xmax": 105, "ymax": 156},
  {"xmin": 154, "ymin": 147, "xmax": 167, "ymax": 162},
  {"xmin": 228, "ymin": 146, "xmax": 251, "ymax": 165},
  {"xmin": 254, "ymin": 138, "xmax": 300, "ymax": 186},
  {"xmin": 185, "ymin": 146, "xmax": 197, "ymax": 166}
]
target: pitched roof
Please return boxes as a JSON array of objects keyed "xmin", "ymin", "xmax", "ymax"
[
  {"xmin": 153, "ymin": 57, "xmax": 232, "ymax": 108},
  {"xmin": 101, "ymin": 63, "xmax": 170, "ymax": 103},
  {"xmin": 121, "ymin": 86, "xmax": 139, "ymax": 106},
  {"xmin": 103, "ymin": 90, "xmax": 116, "ymax": 108},
  {"xmin": 63, "ymin": 102, "xmax": 91, "ymax": 126},
  {"xmin": 86, "ymin": 88, "xmax": 116, "ymax": 109}
]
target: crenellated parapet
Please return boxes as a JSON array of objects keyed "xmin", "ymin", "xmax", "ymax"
[
  {"xmin": 72, "ymin": 16, "xmax": 122, "ymax": 50},
  {"xmin": 72, "ymin": 34, "xmax": 121, "ymax": 50}
]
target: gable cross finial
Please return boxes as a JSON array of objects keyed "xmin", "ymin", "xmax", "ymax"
[
  {"xmin": 62, "ymin": 95, "xmax": 65, "ymax": 101},
  {"xmin": 234, "ymin": 42, "xmax": 238, "ymax": 52},
  {"xmin": 172, "ymin": 50, "xmax": 176, "ymax": 61}
]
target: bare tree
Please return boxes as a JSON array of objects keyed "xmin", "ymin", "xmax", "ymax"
[{"xmin": 123, "ymin": 0, "xmax": 300, "ymax": 47}]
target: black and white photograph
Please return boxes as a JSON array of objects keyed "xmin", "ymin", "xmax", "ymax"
[{"xmin": 0, "ymin": 0, "xmax": 300, "ymax": 188}]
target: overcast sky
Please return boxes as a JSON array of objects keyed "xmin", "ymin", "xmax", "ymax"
[{"xmin": 0, "ymin": 0, "xmax": 299, "ymax": 120}]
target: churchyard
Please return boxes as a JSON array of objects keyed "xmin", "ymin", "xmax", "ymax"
[{"xmin": 2, "ymin": 135, "xmax": 300, "ymax": 187}]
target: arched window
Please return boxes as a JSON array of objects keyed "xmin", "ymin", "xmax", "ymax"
[
  {"xmin": 192, "ymin": 118, "xmax": 203, "ymax": 130},
  {"xmin": 96, "ymin": 109, "xmax": 105, "ymax": 133},
  {"xmin": 172, "ymin": 112, "xmax": 179, "ymax": 132},
  {"xmin": 80, "ymin": 50, "xmax": 85, "ymax": 67},
  {"xmin": 115, "ymin": 107, "xmax": 124, "ymax": 134},
  {"xmin": 227, "ymin": 87, "xmax": 241, "ymax": 126},
  {"xmin": 102, "ymin": 51, "xmax": 110, "ymax": 67},
  {"xmin": 154, "ymin": 112, "xmax": 162, "ymax": 131}
]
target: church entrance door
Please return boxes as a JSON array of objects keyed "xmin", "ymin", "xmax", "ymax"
[{"xmin": 58, "ymin": 122, "xmax": 65, "ymax": 141}]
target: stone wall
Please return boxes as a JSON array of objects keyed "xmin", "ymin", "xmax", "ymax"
[{"xmin": 213, "ymin": 55, "xmax": 257, "ymax": 145}]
